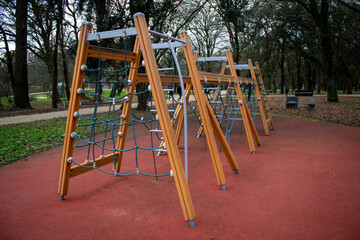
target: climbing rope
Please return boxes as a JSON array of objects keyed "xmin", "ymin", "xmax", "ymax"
[{"xmin": 70, "ymin": 37, "xmax": 185, "ymax": 178}]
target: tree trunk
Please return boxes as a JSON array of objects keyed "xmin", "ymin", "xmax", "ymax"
[
  {"xmin": 315, "ymin": 66, "xmax": 321, "ymax": 94},
  {"xmin": 61, "ymin": 47, "xmax": 70, "ymax": 100},
  {"xmin": 272, "ymin": 74, "xmax": 277, "ymax": 94},
  {"xmin": 51, "ymin": 21, "xmax": 59, "ymax": 107},
  {"xmin": 136, "ymin": 82, "xmax": 149, "ymax": 110},
  {"xmin": 59, "ymin": 1, "xmax": 70, "ymax": 100},
  {"xmin": 319, "ymin": 0, "xmax": 338, "ymax": 102},
  {"xmin": 296, "ymin": 55, "xmax": 302, "ymax": 90},
  {"xmin": 279, "ymin": 42, "xmax": 285, "ymax": 94},
  {"xmin": 14, "ymin": 0, "xmax": 31, "ymax": 109},
  {"xmin": 341, "ymin": 55, "xmax": 354, "ymax": 94},
  {"xmin": 287, "ymin": 60, "xmax": 295, "ymax": 94},
  {"xmin": 51, "ymin": 0, "xmax": 63, "ymax": 108},
  {"xmin": 0, "ymin": 25, "xmax": 15, "ymax": 95},
  {"xmin": 305, "ymin": 60, "xmax": 312, "ymax": 90}
]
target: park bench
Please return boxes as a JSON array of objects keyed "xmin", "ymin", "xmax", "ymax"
[
  {"xmin": 307, "ymin": 97, "xmax": 318, "ymax": 110},
  {"xmin": 295, "ymin": 90, "xmax": 313, "ymax": 96},
  {"xmin": 286, "ymin": 96, "xmax": 299, "ymax": 109}
]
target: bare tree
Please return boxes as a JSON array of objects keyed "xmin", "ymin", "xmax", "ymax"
[
  {"xmin": 28, "ymin": 0, "xmax": 62, "ymax": 108},
  {"xmin": 0, "ymin": 0, "xmax": 16, "ymax": 97},
  {"xmin": 14, "ymin": 0, "xmax": 31, "ymax": 108}
]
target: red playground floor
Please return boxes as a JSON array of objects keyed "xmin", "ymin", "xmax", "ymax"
[{"xmin": 0, "ymin": 116, "xmax": 359, "ymax": 240}]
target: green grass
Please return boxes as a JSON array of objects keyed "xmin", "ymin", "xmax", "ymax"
[
  {"xmin": 0, "ymin": 112, "xmax": 119, "ymax": 166},
  {"xmin": 1, "ymin": 90, "xmax": 128, "ymax": 107},
  {"xmin": 0, "ymin": 118, "xmax": 67, "ymax": 165},
  {"xmin": 0, "ymin": 107, "xmax": 148, "ymax": 166},
  {"xmin": 0, "ymin": 97, "xmax": 14, "ymax": 106}
]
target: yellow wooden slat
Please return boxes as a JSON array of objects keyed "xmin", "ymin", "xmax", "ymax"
[
  {"xmin": 180, "ymin": 31, "xmax": 227, "ymax": 187},
  {"xmin": 70, "ymin": 154, "xmax": 117, "ymax": 177},
  {"xmin": 134, "ymin": 13, "xmax": 195, "ymax": 222},
  {"xmin": 58, "ymin": 22, "xmax": 92, "ymax": 197},
  {"xmin": 87, "ymin": 45, "xmax": 138, "ymax": 62},
  {"xmin": 255, "ymin": 63, "xmax": 274, "ymax": 130},
  {"xmin": 227, "ymin": 51, "xmax": 261, "ymax": 152},
  {"xmin": 248, "ymin": 59, "xmax": 269, "ymax": 136}
]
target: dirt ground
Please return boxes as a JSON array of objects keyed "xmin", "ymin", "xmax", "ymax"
[{"xmin": 267, "ymin": 95, "xmax": 360, "ymax": 127}]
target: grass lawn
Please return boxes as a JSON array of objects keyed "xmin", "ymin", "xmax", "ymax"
[
  {"xmin": 0, "ymin": 118, "xmax": 67, "ymax": 165},
  {"xmin": 0, "ymin": 112, "xmax": 116, "ymax": 166},
  {"xmin": 0, "ymin": 89, "xmax": 127, "ymax": 106},
  {"xmin": 0, "ymin": 107, "xmax": 144, "ymax": 166}
]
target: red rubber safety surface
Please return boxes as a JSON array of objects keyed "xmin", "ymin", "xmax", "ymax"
[{"xmin": 0, "ymin": 116, "xmax": 360, "ymax": 240}]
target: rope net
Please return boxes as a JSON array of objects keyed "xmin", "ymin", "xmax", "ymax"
[
  {"xmin": 70, "ymin": 38, "xmax": 183, "ymax": 178},
  {"xmin": 194, "ymin": 76, "xmax": 258, "ymax": 145}
]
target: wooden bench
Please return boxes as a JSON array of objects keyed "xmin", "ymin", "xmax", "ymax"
[
  {"xmin": 295, "ymin": 90, "xmax": 313, "ymax": 96},
  {"xmin": 307, "ymin": 97, "xmax": 317, "ymax": 110},
  {"xmin": 286, "ymin": 96, "xmax": 299, "ymax": 109}
]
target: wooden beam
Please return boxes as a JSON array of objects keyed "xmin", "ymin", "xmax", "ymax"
[
  {"xmin": 87, "ymin": 45, "xmax": 138, "ymax": 62},
  {"xmin": 70, "ymin": 154, "xmax": 117, "ymax": 177},
  {"xmin": 134, "ymin": 13, "xmax": 195, "ymax": 223},
  {"xmin": 248, "ymin": 59, "xmax": 269, "ymax": 136},
  {"xmin": 181, "ymin": 30, "xmax": 235, "ymax": 189},
  {"xmin": 255, "ymin": 63, "xmax": 274, "ymax": 130},
  {"xmin": 136, "ymin": 73, "xmax": 191, "ymax": 84},
  {"xmin": 58, "ymin": 22, "xmax": 93, "ymax": 197},
  {"xmin": 226, "ymin": 51, "xmax": 261, "ymax": 152}
]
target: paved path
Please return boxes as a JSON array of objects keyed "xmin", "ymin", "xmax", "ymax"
[
  {"xmin": 1, "ymin": 93, "xmax": 358, "ymax": 126},
  {"xmin": 0, "ymin": 103, "xmax": 139, "ymax": 126},
  {"xmin": 0, "ymin": 96, "xmax": 196, "ymax": 126}
]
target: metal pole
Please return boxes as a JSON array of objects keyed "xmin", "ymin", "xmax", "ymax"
[
  {"xmin": 149, "ymin": 29, "xmax": 186, "ymax": 45},
  {"xmin": 168, "ymin": 40, "xmax": 188, "ymax": 182}
]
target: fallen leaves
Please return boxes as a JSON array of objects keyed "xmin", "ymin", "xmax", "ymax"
[{"xmin": 268, "ymin": 95, "xmax": 360, "ymax": 127}]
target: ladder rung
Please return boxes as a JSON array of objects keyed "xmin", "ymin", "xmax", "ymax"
[
  {"xmin": 150, "ymin": 109, "xmax": 175, "ymax": 112},
  {"xmin": 158, "ymin": 67, "xmax": 174, "ymax": 71},
  {"xmin": 150, "ymin": 129, "xmax": 162, "ymax": 133},
  {"xmin": 228, "ymin": 87, "xmax": 235, "ymax": 89},
  {"xmin": 163, "ymin": 88, "xmax": 174, "ymax": 91},
  {"xmin": 229, "ymin": 118, "xmax": 242, "ymax": 120},
  {"xmin": 203, "ymin": 87, "xmax": 221, "ymax": 90},
  {"xmin": 210, "ymin": 101, "xmax": 222, "ymax": 104}
]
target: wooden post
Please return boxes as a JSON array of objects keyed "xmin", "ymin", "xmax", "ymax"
[
  {"xmin": 255, "ymin": 63, "xmax": 274, "ymax": 130},
  {"xmin": 173, "ymin": 52, "xmax": 198, "ymax": 145},
  {"xmin": 226, "ymin": 51, "xmax": 261, "ymax": 152},
  {"xmin": 134, "ymin": 13, "xmax": 196, "ymax": 225},
  {"xmin": 180, "ymin": 31, "xmax": 239, "ymax": 184},
  {"xmin": 248, "ymin": 59, "xmax": 269, "ymax": 136},
  {"xmin": 58, "ymin": 22, "xmax": 93, "ymax": 198},
  {"xmin": 197, "ymin": 62, "xmax": 227, "ymax": 138}
]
